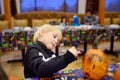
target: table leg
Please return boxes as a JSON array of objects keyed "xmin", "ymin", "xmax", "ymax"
[
  {"xmin": 104, "ymin": 35, "xmax": 119, "ymax": 57},
  {"xmin": 7, "ymin": 47, "xmax": 25, "ymax": 64}
]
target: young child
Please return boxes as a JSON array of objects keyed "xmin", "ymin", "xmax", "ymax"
[
  {"xmin": 84, "ymin": 10, "xmax": 98, "ymax": 25},
  {"xmin": 60, "ymin": 16, "xmax": 69, "ymax": 26},
  {"xmin": 24, "ymin": 24, "xmax": 81, "ymax": 79}
]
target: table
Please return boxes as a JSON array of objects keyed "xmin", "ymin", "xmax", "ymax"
[
  {"xmin": 30, "ymin": 64, "xmax": 120, "ymax": 80},
  {"xmin": 104, "ymin": 27, "xmax": 120, "ymax": 57},
  {"xmin": 4, "ymin": 25, "xmax": 120, "ymax": 63},
  {"xmin": 0, "ymin": 26, "xmax": 120, "ymax": 52},
  {"xmin": 7, "ymin": 45, "xmax": 25, "ymax": 63},
  {"xmin": 57, "ymin": 25, "xmax": 120, "ymax": 56}
]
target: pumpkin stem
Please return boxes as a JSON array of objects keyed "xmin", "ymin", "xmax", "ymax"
[{"xmin": 93, "ymin": 32, "xmax": 109, "ymax": 49}]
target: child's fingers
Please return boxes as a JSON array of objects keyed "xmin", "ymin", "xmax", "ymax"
[{"xmin": 77, "ymin": 50, "xmax": 83, "ymax": 54}]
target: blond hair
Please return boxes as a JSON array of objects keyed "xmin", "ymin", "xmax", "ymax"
[{"xmin": 33, "ymin": 24, "xmax": 62, "ymax": 42}]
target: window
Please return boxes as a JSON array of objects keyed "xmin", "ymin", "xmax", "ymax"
[
  {"xmin": 20, "ymin": 0, "xmax": 35, "ymax": 13},
  {"xmin": 36, "ymin": 0, "xmax": 64, "ymax": 11},
  {"xmin": 66, "ymin": 0, "xmax": 78, "ymax": 13},
  {"xmin": 20, "ymin": 0, "xmax": 78, "ymax": 13},
  {"xmin": 106, "ymin": 0, "xmax": 120, "ymax": 12}
]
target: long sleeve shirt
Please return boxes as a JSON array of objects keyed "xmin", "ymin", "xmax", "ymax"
[
  {"xmin": 84, "ymin": 15, "xmax": 98, "ymax": 25},
  {"xmin": 24, "ymin": 41, "xmax": 76, "ymax": 78}
]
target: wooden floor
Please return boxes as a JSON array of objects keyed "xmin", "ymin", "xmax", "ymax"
[{"xmin": 0, "ymin": 41, "xmax": 120, "ymax": 80}]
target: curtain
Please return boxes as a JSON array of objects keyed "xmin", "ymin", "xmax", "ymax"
[
  {"xmin": 0, "ymin": 0, "xmax": 1, "ymax": 14},
  {"xmin": 86, "ymin": 0, "xmax": 98, "ymax": 14}
]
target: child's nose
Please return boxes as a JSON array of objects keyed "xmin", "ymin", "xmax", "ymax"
[{"xmin": 55, "ymin": 39, "xmax": 58, "ymax": 44}]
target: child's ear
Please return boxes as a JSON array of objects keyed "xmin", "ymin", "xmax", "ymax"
[{"xmin": 39, "ymin": 29, "xmax": 45, "ymax": 36}]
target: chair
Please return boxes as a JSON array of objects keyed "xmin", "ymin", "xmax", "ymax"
[
  {"xmin": 0, "ymin": 20, "xmax": 8, "ymax": 31},
  {"xmin": 112, "ymin": 18, "xmax": 120, "ymax": 25},
  {"xmin": 56, "ymin": 19, "xmax": 61, "ymax": 24},
  {"xmin": 32, "ymin": 19, "xmax": 45, "ymax": 28},
  {"xmin": 14, "ymin": 19, "xmax": 28, "ymax": 27},
  {"xmin": 44, "ymin": 19, "xmax": 57, "ymax": 24},
  {"xmin": 104, "ymin": 18, "xmax": 111, "ymax": 25}
]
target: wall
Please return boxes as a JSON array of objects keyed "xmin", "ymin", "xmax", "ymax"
[{"xmin": 78, "ymin": 0, "xmax": 86, "ymax": 14}]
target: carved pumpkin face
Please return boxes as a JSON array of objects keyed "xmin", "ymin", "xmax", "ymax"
[
  {"xmin": 82, "ymin": 49, "xmax": 108, "ymax": 80},
  {"xmin": 114, "ymin": 68, "xmax": 120, "ymax": 80}
]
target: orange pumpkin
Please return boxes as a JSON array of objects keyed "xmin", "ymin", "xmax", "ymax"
[
  {"xmin": 8, "ymin": 76, "xmax": 19, "ymax": 80},
  {"xmin": 82, "ymin": 33, "xmax": 108, "ymax": 80},
  {"xmin": 82, "ymin": 49, "xmax": 108, "ymax": 79},
  {"xmin": 114, "ymin": 68, "xmax": 120, "ymax": 80}
]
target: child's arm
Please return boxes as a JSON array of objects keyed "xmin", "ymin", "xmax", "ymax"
[
  {"xmin": 68, "ymin": 46, "xmax": 81, "ymax": 58},
  {"xmin": 24, "ymin": 47, "xmax": 79, "ymax": 77}
]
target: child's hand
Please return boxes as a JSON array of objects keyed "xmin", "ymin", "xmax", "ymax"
[{"xmin": 68, "ymin": 47, "xmax": 82, "ymax": 58}]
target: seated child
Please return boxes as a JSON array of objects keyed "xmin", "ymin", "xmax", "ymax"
[
  {"xmin": 60, "ymin": 16, "xmax": 69, "ymax": 26},
  {"xmin": 24, "ymin": 24, "xmax": 82, "ymax": 79},
  {"xmin": 84, "ymin": 10, "xmax": 98, "ymax": 25}
]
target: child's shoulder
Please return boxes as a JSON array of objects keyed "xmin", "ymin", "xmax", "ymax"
[{"xmin": 28, "ymin": 43, "xmax": 42, "ymax": 50}]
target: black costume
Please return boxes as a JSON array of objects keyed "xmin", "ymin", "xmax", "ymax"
[{"xmin": 24, "ymin": 41, "xmax": 76, "ymax": 78}]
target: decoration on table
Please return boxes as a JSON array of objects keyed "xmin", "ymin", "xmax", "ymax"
[
  {"xmin": 71, "ymin": 15, "xmax": 80, "ymax": 26},
  {"xmin": 1, "ymin": 29, "xmax": 12, "ymax": 51},
  {"xmin": 24, "ymin": 27, "xmax": 34, "ymax": 48},
  {"xmin": 0, "ymin": 26, "xmax": 120, "ymax": 51},
  {"xmin": 38, "ymin": 64, "xmax": 119, "ymax": 80}
]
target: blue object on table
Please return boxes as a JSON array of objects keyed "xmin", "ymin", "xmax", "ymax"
[{"xmin": 71, "ymin": 15, "xmax": 80, "ymax": 26}]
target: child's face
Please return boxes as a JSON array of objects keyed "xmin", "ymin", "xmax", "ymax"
[
  {"xmin": 86, "ymin": 11, "xmax": 92, "ymax": 17},
  {"xmin": 40, "ymin": 30, "xmax": 61, "ymax": 50},
  {"xmin": 63, "ymin": 18, "xmax": 66, "ymax": 22}
]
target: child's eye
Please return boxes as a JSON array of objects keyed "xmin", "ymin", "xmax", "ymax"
[
  {"xmin": 53, "ymin": 34, "xmax": 60, "ymax": 42},
  {"xmin": 53, "ymin": 35, "xmax": 57, "ymax": 38}
]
